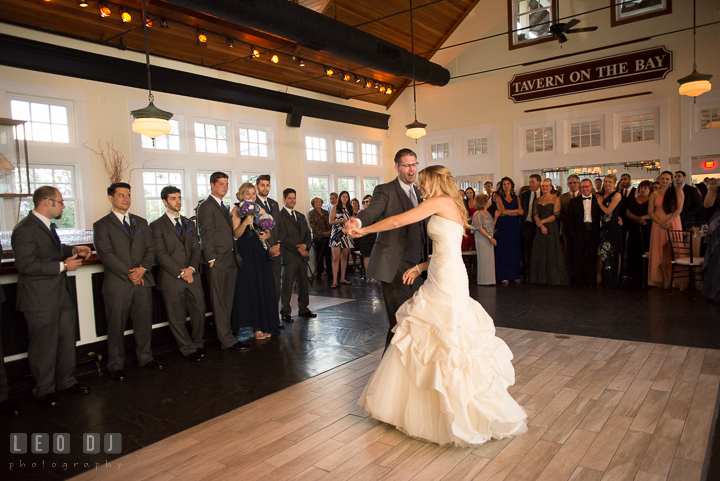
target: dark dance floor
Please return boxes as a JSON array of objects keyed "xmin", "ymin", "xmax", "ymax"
[{"xmin": 2, "ymin": 277, "xmax": 719, "ymax": 480}]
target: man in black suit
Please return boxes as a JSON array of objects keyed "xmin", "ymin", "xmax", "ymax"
[
  {"xmin": 617, "ymin": 173, "xmax": 636, "ymax": 277},
  {"xmin": 196, "ymin": 172, "xmax": 248, "ymax": 351},
  {"xmin": 568, "ymin": 179, "xmax": 602, "ymax": 286},
  {"xmin": 675, "ymin": 171, "xmax": 704, "ymax": 228},
  {"xmin": 94, "ymin": 182, "xmax": 162, "ymax": 381},
  {"xmin": 520, "ymin": 174, "xmax": 541, "ymax": 280},
  {"xmin": 277, "ymin": 188, "xmax": 316, "ymax": 323},
  {"xmin": 346, "ymin": 148, "xmax": 427, "ymax": 348},
  {"xmin": 255, "ymin": 174, "xmax": 284, "ymax": 329},
  {"xmin": 12, "ymin": 186, "xmax": 92, "ymax": 406},
  {"xmin": 151, "ymin": 186, "xmax": 206, "ymax": 362},
  {"xmin": 0, "ymin": 264, "xmax": 21, "ymax": 415}
]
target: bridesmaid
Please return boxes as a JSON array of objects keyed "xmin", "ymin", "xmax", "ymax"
[
  {"xmin": 648, "ymin": 171, "xmax": 686, "ymax": 289},
  {"xmin": 529, "ymin": 179, "xmax": 569, "ymax": 286},
  {"xmin": 471, "ymin": 194, "xmax": 496, "ymax": 286},
  {"xmin": 596, "ymin": 174, "xmax": 623, "ymax": 288},
  {"xmin": 494, "ymin": 177, "xmax": 523, "ymax": 285}
]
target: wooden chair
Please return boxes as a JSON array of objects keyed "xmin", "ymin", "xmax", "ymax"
[{"xmin": 666, "ymin": 229, "xmax": 704, "ymax": 293}]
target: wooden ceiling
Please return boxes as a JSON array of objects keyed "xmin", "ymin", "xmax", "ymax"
[{"xmin": 0, "ymin": 0, "xmax": 480, "ymax": 107}]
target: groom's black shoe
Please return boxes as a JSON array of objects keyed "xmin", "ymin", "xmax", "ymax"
[
  {"xmin": 298, "ymin": 311, "xmax": 317, "ymax": 318},
  {"xmin": 282, "ymin": 315, "xmax": 294, "ymax": 323}
]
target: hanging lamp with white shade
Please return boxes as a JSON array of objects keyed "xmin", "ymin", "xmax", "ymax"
[
  {"xmin": 405, "ymin": 0, "xmax": 426, "ymax": 141},
  {"xmin": 130, "ymin": 0, "xmax": 173, "ymax": 140},
  {"xmin": 678, "ymin": 0, "xmax": 712, "ymax": 98}
]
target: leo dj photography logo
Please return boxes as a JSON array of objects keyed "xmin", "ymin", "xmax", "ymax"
[{"xmin": 9, "ymin": 433, "xmax": 123, "ymax": 472}]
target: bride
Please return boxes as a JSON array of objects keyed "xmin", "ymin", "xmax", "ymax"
[{"xmin": 349, "ymin": 165, "xmax": 527, "ymax": 446}]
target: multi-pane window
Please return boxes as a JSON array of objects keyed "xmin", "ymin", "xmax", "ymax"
[
  {"xmin": 525, "ymin": 126, "xmax": 553, "ymax": 153},
  {"xmin": 701, "ymin": 108, "xmax": 720, "ymax": 130},
  {"xmin": 335, "ymin": 140, "xmax": 355, "ymax": 163},
  {"xmin": 361, "ymin": 143, "xmax": 379, "ymax": 165},
  {"xmin": 570, "ymin": 120, "xmax": 602, "ymax": 149},
  {"xmin": 194, "ymin": 122, "xmax": 228, "ymax": 154},
  {"xmin": 16, "ymin": 166, "xmax": 78, "ymax": 228},
  {"xmin": 467, "ymin": 138, "xmax": 488, "ymax": 155},
  {"xmin": 308, "ymin": 175, "xmax": 330, "ymax": 204},
  {"xmin": 10, "ymin": 99, "xmax": 70, "ymax": 143},
  {"xmin": 142, "ymin": 170, "xmax": 183, "ymax": 222},
  {"xmin": 431, "ymin": 143, "xmax": 450, "ymax": 160},
  {"xmin": 511, "ymin": 0, "xmax": 555, "ymax": 46},
  {"xmin": 620, "ymin": 113, "xmax": 655, "ymax": 143},
  {"xmin": 363, "ymin": 178, "xmax": 379, "ymax": 197},
  {"xmin": 241, "ymin": 173, "xmax": 260, "ymax": 185},
  {"xmin": 305, "ymin": 136, "xmax": 328, "ymax": 162},
  {"xmin": 239, "ymin": 128, "xmax": 268, "ymax": 157},
  {"xmin": 337, "ymin": 177, "xmax": 356, "ymax": 201},
  {"xmin": 142, "ymin": 119, "xmax": 180, "ymax": 150},
  {"xmin": 197, "ymin": 171, "xmax": 230, "ymax": 209}
]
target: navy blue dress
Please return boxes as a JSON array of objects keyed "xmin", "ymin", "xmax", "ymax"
[
  {"xmin": 495, "ymin": 197, "xmax": 522, "ymax": 282},
  {"xmin": 230, "ymin": 211, "xmax": 278, "ymax": 334},
  {"xmin": 599, "ymin": 192, "xmax": 622, "ymax": 289}
]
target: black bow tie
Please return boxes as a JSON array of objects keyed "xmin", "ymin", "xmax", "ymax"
[{"xmin": 582, "ymin": 197, "xmax": 592, "ymax": 201}]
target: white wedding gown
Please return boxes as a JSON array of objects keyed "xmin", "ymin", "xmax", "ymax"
[{"xmin": 358, "ymin": 215, "xmax": 527, "ymax": 446}]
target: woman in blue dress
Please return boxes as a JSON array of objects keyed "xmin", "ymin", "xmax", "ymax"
[
  {"xmin": 494, "ymin": 177, "xmax": 523, "ymax": 285},
  {"xmin": 230, "ymin": 182, "xmax": 278, "ymax": 339}
]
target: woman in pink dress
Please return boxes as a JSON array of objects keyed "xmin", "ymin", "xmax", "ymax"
[{"xmin": 648, "ymin": 171, "xmax": 686, "ymax": 289}]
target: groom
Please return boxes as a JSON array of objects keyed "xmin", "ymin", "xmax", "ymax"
[{"xmin": 346, "ymin": 148, "xmax": 428, "ymax": 348}]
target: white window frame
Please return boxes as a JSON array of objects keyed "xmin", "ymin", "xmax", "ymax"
[
  {"xmin": 8, "ymin": 94, "xmax": 76, "ymax": 147},
  {"xmin": 308, "ymin": 174, "xmax": 331, "ymax": 205},
  {"xmin": 141, "ymin": 117, "xmax": 183, "ymax": 152},
  {"xmin": 141, "ymin": 168, "xmax": 185, "ymax": 222},
  {"xmin": 467, "ymin": 137, "xmax": 489, "ymax": 156},
  {"xmin": 430, "ymin": 142, "xmax": 450, "ymax": 160},
  {"xmin": 193, "ymin": 118, "xmax": 232, "ymax": 155},
  {"xmin": 566, "ymin": 115, "xmax": 604, "ymax": 152},
  {"xmin": 334, "ymin": 138, "xmax": 356, "ymax": 164},
  {"xmin": 196, "ymin": 170, "xmax": 233, "ymax": 210},
  {"xmin": 614, "ymin": 107, "xmax": 660, "ymax": 148},
  {"xmin": 510, "ymin": 0, "xmax": 556, "ymax": 48},
  {"xmin": 337, "ymin": 176, "xmax": 357, "ymax": 202},
  {"xmin": 363, "ymin": 177, "xmax": 381, "ymax": 197},
  {"xmin": 522, "ymin": 123, "xmax": 556, "ymax": 156},
  {"xmin": 361, "ymin": 141, "xmax": 381, "ymax": 166},
  {"xmin": 15, "ymin": 164, "xmax": 81, "ymax": 229},
  {"xmin": 305, "ymin": 135, "xmax": 330, "ymax": 162},
  {"xmin": 238, "ymin": 125, "xmax": 271, "ymax": 159},
  {"xmin": 700, "ymin": 107, "xmax": 720, "ymax": 131},
  {"xmin": 241, "ymin": 171, "xmax": 277, "ymax": 199}
]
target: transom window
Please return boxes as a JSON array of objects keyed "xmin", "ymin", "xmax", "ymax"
[
  {"xmin": 363, "ymin": 178, "xmax": 379, "ymax": 197},
  {"xmin": 431, "ymin": 142, "xmax": 450, "ymax": 160},
  {"xmin": 525, "ymin": 126, "xmax": 553, "ymax": 153},
  {"xmin": 142, "ymin": 170, "xmax": 183, "ymax": 222},
  {"xmin": 511, "ymin": 0, "xmax": 555, "ymax": 47},
  {"xmin": 10, "ymin": 99, "xmax": 71, "ymax": 144},
  {"xmin": 337, "ymin": 177, "xmax": 357, "ymax": 201},
  {"xmin": 335, "ymin": 140, "xmax": 355, "ymax": 164},
  {"xmin": 701, "ymin": 108, "xmax": 720, "ymax": 130},
  {"xmin": 620, "ymin": 113, "xmax": 655, "ymax": 143},
  {"xmin": 17, "ymin": 166, "xmax": 78, "ymax": 228},
  {"xmin": 306, "ymin": 136, "xmax": 328, "ymax": 162},
  {"xmin": 361, "ymin": 143, "xmax": 379, "ymax": 165},
  {"xmin": 241, "ymin": 173, "xmax": 260, "ymax": 185},
  {"xmin": 468, "ymin": 138, "xmax": 488, "ymax": 155},
  {"xmin": 308, "ymin": 175, "xmax": 330, "ymax": 205},
  {"xmin": 570, "ymin": 120, "xmax": 602, "ymax": 149},
  {"xmin": 142, "ymin": 119, "xmax": 180, "ymax": 151},
  {"xmin": 239, "ymin": 128, "xmax": 268, "ymax": 157},
  {"xmin": 195, "ymin": 122, "xmax": 228, "ymax": 154},
  {"xmin": 197, "ymin": 172, "xmax": 213, "ymax": 198}
]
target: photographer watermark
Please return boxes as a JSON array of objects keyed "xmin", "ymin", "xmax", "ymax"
[{"xmin": 9, "ymin": 433, "xmax": 122, "ymax": 472}]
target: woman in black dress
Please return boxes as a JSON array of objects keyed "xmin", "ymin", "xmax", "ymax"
[
  {"xmin": 329, "ymin": 191, "xmax": 354, "ymax": 288},
  {"xmin": 230, "ymin": 183, "xmax": 277, "ymax": 339},
  {"xmin": 529, "ymin": 179, "xmax": 570, "ymax": 285},
  {"xmin": 625, "ymin": 181, "xmax": 653, "ymax": 284},
  {"xmin": 597, "ymin": 174, "xmax": 623, "ymax": 288}
]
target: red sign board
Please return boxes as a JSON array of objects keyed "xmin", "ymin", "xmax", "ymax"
[
  {"xmin": 704, "ymin": 161, "xmax": 717, "ymax": 169},
  {"xmin": 508, "ymin": 46, "xmax": 673, "ymax": 103}
]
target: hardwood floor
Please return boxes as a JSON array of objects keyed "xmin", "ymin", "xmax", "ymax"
[{"xmin": 72, "ymin": 327, "xmax": 718, "ymax": 481}]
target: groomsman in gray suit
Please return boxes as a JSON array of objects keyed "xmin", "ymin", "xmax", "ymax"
[
  {"xmin": 276, "ymin": 188, "xmax": 316, "ymax": 323},
  {"xmin": 151, "ymin": 186, "xmax": 206, "ymax": 362},
  {"xmin": 94, "ymin": 182, "xmax": 162, "ymax": 381},
  {"xmin": 11, "ymin": 186, "xmax": 92, "ymax": 407},
  {"xmin": 196, "ymin": 172, "xmax": 248, "ymax": 351},
  {"xmin": 255, "ymin": 174, "xmax": 283, "ymax": 328}
]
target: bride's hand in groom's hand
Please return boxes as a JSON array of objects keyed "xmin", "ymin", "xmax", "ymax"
[
  {"xmin": 344, "ymin": 216, "xmax": 358, "ymax": 235},
  {"xmin": 402, "ymin": 266, "xmax": 420, "ymax": 285}
]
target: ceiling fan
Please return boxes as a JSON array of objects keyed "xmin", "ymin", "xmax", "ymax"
[{"xmin": 549, "ymin": 1, "xmax": 598, "ymax": 44}]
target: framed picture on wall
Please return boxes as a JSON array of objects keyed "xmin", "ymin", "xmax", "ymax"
[{"xmin": 611, "ymin": 0, "xmax": 672, "ymax": 27}]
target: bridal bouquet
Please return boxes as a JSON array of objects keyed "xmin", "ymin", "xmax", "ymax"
[
  {"xmin": 238, "ymin": 201, "xmax": 262, "ymax": 229},
  {"xmin": 255, "ymin": 213, "xmax": 276, "ymax": 250}
]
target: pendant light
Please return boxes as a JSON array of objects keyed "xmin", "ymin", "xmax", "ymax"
[
  {"xmin": 130, "ymin": 0, "xmax": 173, "ymax": 140},
  {"xmin": 405, "ymin": 0, "xmax": 427, "ymax": 141},
  {"xmin": 678, "ymin": 0, "xmax": 712, "ymax": 98}
]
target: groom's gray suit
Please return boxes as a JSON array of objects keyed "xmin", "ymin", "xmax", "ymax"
[{"xmin": 356, "ymin": 177, "xmax": 428, "ymax": 347}]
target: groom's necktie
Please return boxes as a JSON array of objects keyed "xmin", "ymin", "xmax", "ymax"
[{"xmin": 408, "ymin": 187, "xmax": 418, "ymax": 208}]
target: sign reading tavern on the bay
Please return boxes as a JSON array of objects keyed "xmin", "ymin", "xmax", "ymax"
[{"xmin": 508, "ymin": 46, "xmax": 672, "ymax": 103}]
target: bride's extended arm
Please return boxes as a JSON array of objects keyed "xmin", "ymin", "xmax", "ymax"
[
  {"xmin": 354, "ymin": 197, "xmax": 447, "ymax": 236},
  {"xmin": 403, "ymin": 261, "xmax": 429, "ymax": 285}
]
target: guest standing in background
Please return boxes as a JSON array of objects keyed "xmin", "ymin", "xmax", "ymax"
[
  {"xmin": 329, "ymin": 192, "xmax": 338, "ymax": 206},
  {"xmin": 495, "ymin": 177, "xmax": 523, "ymax": 285},
  {"xmin": 625, "ymin": 180, "xmax": 653, "ymax": 285},
  {"xmin": 568, "ymin": 179, "xmax": 601, "ymax": 286},
  {"xmin": 462, "ymin": 187, "xmax": 476, "ymax": 252},
  {"xmin": 356, "ymin": 195, "xmax": 378, "ymax": 284},
  {"xmin": 529, "ymin": 179, "xmax": 570, "ymax": 286},
  {"xmin": 520, "ymin": 174, "xmax": 541, "ymax": 280},
  {"xmin": 484, "ymin": 181, "xmax": 497, "ymax": 218},
  {"xmin": 705, "ymin": 178, "xmax": 720, "ymax": 224},
  {"xmin": 648, "ymin": 171, "xmax": 686, "ymax": 290},
  {"xmin": 230, "ymin": 183, "xmax": 277, "ymax": 339},
  {"xmin": 597, "ymin": 174, "xmax": 623, "ymax": 288},
  {"xmin": 351, "ymin": 198, "xmax": 360, "ymax": 215},
  {"xmin": 594, "ymin": 178, "xmax": 604, "ymax": 195},
  {"xmin": 329, "ymin": 190, "xmax": 354, "ymax": 288},
  {"xmin": 675, "ymin": 171, "xmax": 704, "ymax": 228},
  {"xmin": 308, "ymin": 197, "xmax": 332, "ymax": 280},
  {"xmin": 652, "ymin": 181, "xmax": 661, "ymax": 193},
  {"xmin": 471, "ymin": 194, "xmax": 496, "ymax": 286}
]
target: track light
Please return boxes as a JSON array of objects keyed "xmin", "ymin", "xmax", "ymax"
[
  {"xmin": 325, "ymin": 67, "xmax": 334, "ymax": 77},
  {"xmin": 342, "ymin": 73, "xmax": 351, "ymax": 82},
  {"xmin": 226, "ymin": 38, "xmax": 234, "ymax": 48},
  {"xmin": 374, "ymin": 81, "xmax": 380, "ymax": 89},
  {"xmin": 197, "ymin": 30, "xmax": 207, "ymax": 43},
  {"xmin": 354, "ymin": 75, "xmax": 362, "ymax": 84},
  {"xmin": 98, "ymin": 2, "xmax": 111, "ymax": 17},
  {"xmin": 77, "ymin": 0, "xmax": 88, "ymax": 6},
  {"xmin": 145, "ymin": 18, "xmax": 152, "ymax": 27},
  {"xmin": 160, "ymin": 18, "xmax": 168, "ymax": 28},
  {"xmin": 120, "ymin": 10, "xmax": 131, "ymax": 23},
  {"xmin": 364, "ymin": 79, "xmax": 372, "ymax": 88},
  {"xmin": 299, "ymin": 58, "xmax": 305, "ymax": 67},
  {"xmin": 251, "ymin": 47, "xmax": 260, "ymax": 58},
  {"xmin": 379, "ymin": 85, "xmax": 386, "ymax": 93},
  {"xmin": 386, "ymin": 86, "xmax": 393, "ymax": 95},
  {"xmin": 271, "ymin": 54, "xmax": 279, "ymax": 64}
]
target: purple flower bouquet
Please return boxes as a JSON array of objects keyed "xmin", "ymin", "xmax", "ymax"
[
  {"xmin": 238, "ymin": 201, "xmax": 262, "ymax": 229},
  {"xmin": 255, "ymin": 213, "xmax": 275, "ymax": 250}
]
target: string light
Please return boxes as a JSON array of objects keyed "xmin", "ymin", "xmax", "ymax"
[
  {"xmin": 342, "ymin": 73, "xmax": 351, "ymax": 82},
  {"xmin": 77, "ymin": 0, "xmax": 88, "ymax": 6},
  {"xmin": 325, "ymin": 67, "xmax": 334, "ymax": 76},
  {"xmin": 226, "ymin": 38, "xmax": 234, "ymax": 47},
  {"xmin": 197, "ymin": 30, "xmax": 207, "ymax": 43},
  {"xmin": 120, "ymin": 10, "xmax": 131, "ymax": 23},
  {"xmin": 98, "ymin": 2, "xmax": 111, "ymax": 17},
  {"xmin": 271, "ymin": 54, "xmax": 279, "ymax": 64},
  {"xmin": 251, "ymin": 47, "xmax": 260, "ymax": 58}
]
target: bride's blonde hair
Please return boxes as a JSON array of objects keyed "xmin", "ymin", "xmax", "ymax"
[{"xmin": 417, "ymin": 165, "xmax": 471, "ymax": 230}]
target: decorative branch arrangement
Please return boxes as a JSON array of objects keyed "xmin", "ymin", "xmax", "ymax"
[{"xmin": 84, "ymin": 140, "xmax": 129, "ymax": 184}]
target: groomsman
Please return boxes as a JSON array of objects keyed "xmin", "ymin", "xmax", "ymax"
[
  {"xmin": 568, "ymin": 179, "xmax": 602, "ymax": 286},
  {"xmin": 12, "ymin": 186, "xmax": 92, "ymax": 406},
  {"xmin": 196, "ymin": 172, "xmax": 248, "ymax": 351},
  {"xmin": 277, "ymin": 188, "xmax": 316, "ymax": 322},
  {"xmin": 255, "ymin": 175, "xmax": 283, "ymax": 329},
  {"xmin": 675, "ymin": 171, "xmax": 704, "ymax": 228},
  {"xmin": 520, "ymin": 174, "xmax": 541, "ymax": 280},
  {"xmin": 94, "ymin": 182, "xmax": 162, "ymax": 381},
  {"xmin": 151, "ymin": 186, "xmax": 206, "ymax": 362}
]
